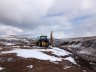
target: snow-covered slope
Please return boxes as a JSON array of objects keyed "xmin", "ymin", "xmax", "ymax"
[
  {"xmin": 0, "ymin": 35, "xmax": 35, "ymax": 46},
  {"xmin": 1, "ymin": 47, "xmax": 76, "ymax": 64},
  {"xmin": 61, "ymin": 36, "xmax": 96, "ymax": 48}
]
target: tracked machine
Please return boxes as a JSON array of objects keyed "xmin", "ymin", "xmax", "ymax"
[{"xmin": 37, "ymin": 31, "xmax": 54, "ymax": 47}]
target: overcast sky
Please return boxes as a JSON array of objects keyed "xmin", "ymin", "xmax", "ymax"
[{"xmin": 0, "ymin": 0, "xmax": 96, "ymax": 38}]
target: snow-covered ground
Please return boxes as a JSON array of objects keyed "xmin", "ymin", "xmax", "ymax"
[
  {"xmin": 0, "ymin": 67, "xmax": 4, "ymax": 71},
  {"xmin": 66, "ymin": 43, "xmax": 82, "ymax": 48},
  {"xmin": 65, "ymin": 57, "xmax": 77, "ymax": 64},
  {"xmin": 1, "ymin": 47, "xmax": 76, "ymax": 64},
  {"xmin": 27, "ymin": 65, "xmax": 33, "ymax": 68},
  {"xmin": 3, "ymin": 42, "xmax": 13, "ymax": 46}
]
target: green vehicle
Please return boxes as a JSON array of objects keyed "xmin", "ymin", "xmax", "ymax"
[{"xmin": 37, "ymin": 35, "xmax": 49, "ymax": 47}]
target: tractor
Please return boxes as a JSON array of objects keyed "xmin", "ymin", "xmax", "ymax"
[{"xmin": 37, "ymin": 35, "xmax": 49, "ymax": 47}]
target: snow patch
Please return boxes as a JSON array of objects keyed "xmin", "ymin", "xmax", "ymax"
[
  {"xmin": 2, "ymin": 49, "xmax": 62, "ymax": 62},
  {"xmin": 53, "ymin": 62, "xmax": 59, "ymax": 64},
  {"xmin": 5, "ymin": 43, "xmax": 13, "ymax": 46},
  {"xmin": 27, "ymin": 65, "xmax": 33, "ymax": 68},
  {"xmin": 1, "ymin": 47, "xmax": 76, "ymax": 64},
  {"xmin": 68, "ymin": 44, "xmax": 81, "ymax": 48},
  {"xmin": 65, "ymin": 57, "xmax": 77, "ymax": 64},
  {"xmin": 0, "ymin": 67, "xmax": 4, "ymax": 71},
  {"xmin": 82, "ymin": 70, "xmax": 87, "ymax": 72},
  {"xmin": 40, "ymin": 47, "xmax": 71, "ymax": 56},
  {"xmin": 63, "ymin": 66, "xmax": 71, "ymax": 69}
]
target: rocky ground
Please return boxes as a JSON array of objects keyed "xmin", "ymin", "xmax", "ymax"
[{"xmin": 0, "ymin": 46, "xmax": 92, "ymax": 72}]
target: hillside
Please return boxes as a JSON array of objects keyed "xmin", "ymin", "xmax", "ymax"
[
  {"xmin": 0, "ymin": 35, "xmax": 95, "ymax": 72},
  {"xmin": 60, "ymin": 36, "xmax": 96, "ymax": 72}
]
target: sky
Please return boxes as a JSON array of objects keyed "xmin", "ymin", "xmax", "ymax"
[{"xmin": 0, "ymin": 0, "xmax": 96, "ymax": 39}]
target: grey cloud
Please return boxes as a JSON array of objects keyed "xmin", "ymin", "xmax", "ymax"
[
  {"xmin": 0, "ymin": 0, "xmax": 53, "ymax": 29},
  {"xmin": 46, "ymin": 0, "xmax": 96, "ymax": 38},
  {"xmin": 0, "ymin": 0, "xmax": 96, "ymax": 38}
]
